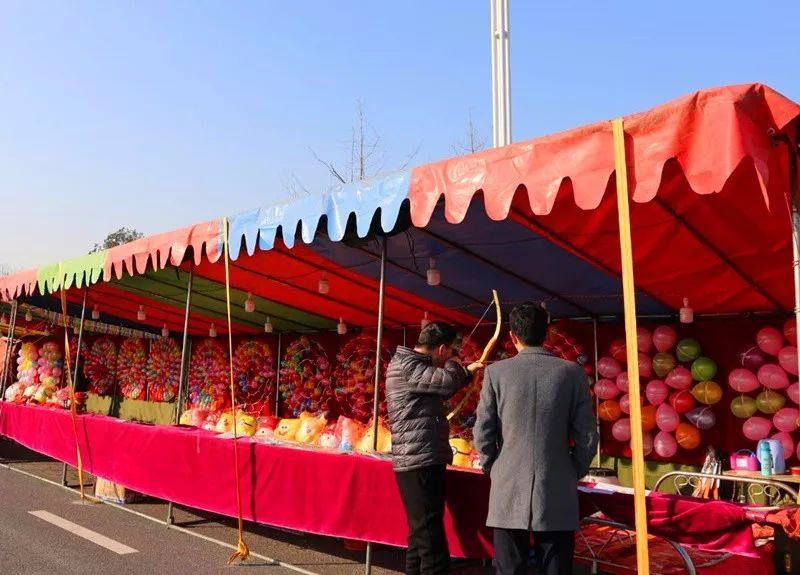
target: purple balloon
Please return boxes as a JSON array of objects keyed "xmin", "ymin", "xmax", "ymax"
[
  {"xmin": 738, "ymin": 344, "xmax": 767, "ymax": 371},
  {"xmin": 686, "ymin": 406, "xmax": 716, "ymax": 430}
]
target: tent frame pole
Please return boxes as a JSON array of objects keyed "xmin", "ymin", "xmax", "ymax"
[
  {"xmin": 275, "ymin": 331, "xmax": 282, "ymax": 417},
  {"xmin": 168, "ymin": 264, "xmax": 194, "ymax": 525},
  {"xmin": 592, "ymin": 317, "xmax": 601, "ymax": 464},
  {"xmin": 1, "ymin": 300, "xmax": 19, "ymax": 399},
  {"xmin": 612, "ymin": 118, "xmax": 650, "ymax": 575},
  {"xmin": 365, "ymin": 235, "xmax": 388, "ymax": 575},
  {"xmin": 787, "ymin": 128, "xmax": 800, "ymax": 386},
  {"xmin": 62, "ymin": 288, "xmax": 88, "ymax": 487}
]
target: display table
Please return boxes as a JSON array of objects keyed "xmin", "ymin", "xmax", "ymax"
[{"xmin": 0, "ymin": 402, "xmax": 780, "ymax": 560}]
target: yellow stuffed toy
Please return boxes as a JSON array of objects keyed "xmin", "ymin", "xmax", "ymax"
[
  {"xmin": 357, "ymin": 419, "xmax": 392, "ymax": 453},
  {"xmin": 449, "ymin": 437, "xmax": 473, "ymax": 468},
  {"xmin": 274, "ymin": 418, "xmax": 301, "ymax": 441},
  {"xmin": 234, "ymin": 411, "xmax": 257, "ymax": 437},
  {"xmin": 295, "ymin": 412, "xmax": 327, "ymax": 444},
  {"xmin": 215, "ymin": 411, "xmax": 235, "ymax": 434}
]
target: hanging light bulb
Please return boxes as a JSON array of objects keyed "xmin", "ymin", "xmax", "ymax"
[
  {"xmin": 337, "ymin": 317, "xmax": 347, "ymax": 335},
  {"xmin": 25, "ymin": 307, "xmax": 33, "ymax": 322},
  {"xmin": 426, "ymin": 258, "xmax": 441, "ymax": 286},
  {"xmin": 92, "ymin": 304, "xmax": 100, "ymax": 320},
  {"xmin": 209, "ymin": 323, "xmax": 218, "ymax": 338},
  {"xmin": 137, "ymin": 305, "xmax": 146, "ymax": 321},
  {"xmin": 420, "ymin": 311, "xmax": 431, "ymax": 328},
  {"xmin": 264, "ymin": 317, "xmax": 273, "ymax": 333},
  {"xmin": 1, "ymin": 313, "xmax": 6, "ymax": 325},
  {"xmin": 318, "ymin": 273, "xmax": 330, "ymax": 294},
  {"xmin": 244, "ymin": 292, "xmax": 255, "ymax": 313},
  {"xmin": 161, "ymin": 324, "xmax": 169, "ymax": 338},
  {"xmin": 680, "ymin": 297, "xmax": 694, "ymax": 324}
]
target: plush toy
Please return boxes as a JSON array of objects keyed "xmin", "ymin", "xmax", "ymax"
[
  {"xmin": 215, "ymin": 411, "xmax": 236, "ymax": 434},
  {"xmin": 357, "ymin": 419, "xmax": 392, "ymax": 453},
  {"xmin": 179, "ymin": 408, "xmax": 209, "ymax": 427},
  {"xmin": 234, "ymin": 411, "xmax": 257, "ymax": 437},
  {"xmin": 254, "ymin": 416, "xmax": 279, "ymax": 440},
  {"xmin": 4, "ymin": 382, "xmax": 22, "ymax": 402},
  {"xmin": 469, "ymin": 450, "xmax": 483, "ymax": 470},
  {"xmin": 201, "ymin": 412, "xmax": 220, "ymax": 432},
  {"xmin": 449, "ymin": 438, "xmax": 473, "ymax": 468},
  {"xmin": 295, "ymin": 412, "xmax": 327, "ymax": 444},
  {"xmin": 274, "ymin": 418, "xmax": 302, "ymax": 441},
  {"xmin": 317, "ymin": 423, "xmax": 338, "ymax": 448},
  {"xmin": 334, "ymin": 416, "xmax": 365, "ymax": 451}
]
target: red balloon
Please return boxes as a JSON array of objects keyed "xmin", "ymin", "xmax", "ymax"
[
  {"xmin": 784, "ymin": 319, "xmax": 797, "ymax": 346},
  {"xmin": 597, "ymin": 356, "xmax": 622, "ymax": 379},
  {"xmin": 652, "ymin": 326, "xmax": 678, "ymax": 353},
  {"xmin": 778, "ymin": 346, "xmax": 799, "ymax": 376},
  {"xmin": 610, "ymin": 339, "xmax": 627, "ymax": 363},
  {"xmin": 665, "ymin": 367, "xmax": 692, "ymax": 390},
  {"xmin": 675, "ymin": 423, "xmax": 701, "ymax": 450},
  {"xmin": 656, "ymin": 404, "xmax": 680, "ymax": 432},
  {"xmin": 669, "ymin": 390, "xmax": 696, "ymax": 414},
  {"xmin": 594, "ymin": 379, "xmax": 620, "ymax": 400},
  {"xmin": 640, "ymin": 405, "xmax": 657, "ymax": 432},
  {"xmin": 757, "ymin": 327, "xmax": 784, "ymax": 356},
  {"xmin": 642, "ymin": 431, "xmax": 654, "ymax": 456},
  {"xmin": 598, "ymin": 400, "xmax": 622, "ymax": 422},
  {"xmin": 637, "ymin": 327, "xmax": 653, "ymax": 354},
  {"xmin": 645, "ymin": 379, "xmax": 669, "ymax": 406},
  {"xmin": 638, "ymin": 353, "xmax": 653, "ymax": 379},
  {"xmin": 728, "ymin": 368, "xmax": 760, "ymax": 393},
  {"xmin": 758, "ymin": 363, "xmax": 790, "ymax": 390},
  {"xmin": 616, "ymin": 372, "xmax": 629, "ymax": 393}
]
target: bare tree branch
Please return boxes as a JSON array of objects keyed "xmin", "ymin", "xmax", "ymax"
[{"xmin": 310, "ymin": 147, "xmax": 347, "ymax": 184}]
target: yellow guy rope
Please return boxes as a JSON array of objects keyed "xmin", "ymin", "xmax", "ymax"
[
  {"xmin": 612, "ymin": 117, "xmax": 650, "ymax": 575},
  {"xmin": 58, "ymin": 264, "xmax": 87, "ymax": 500},
  {"xmin": 222, "ymin": 217, "xmax": 250, "ymax": 564}
]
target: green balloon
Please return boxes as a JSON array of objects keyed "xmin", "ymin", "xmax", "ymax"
[
  {"xmin": 652, "ymin": 352, "xmax": 677, "ymax": 378},
  {"xmin": 676, "ymin": 338, "xmax": 701, "ymax": 362},
  {"xmin": 691, "ymin": 357, "xmax": 717, "ymax": 382},
  {"xmin": 756, "ymin": 390, "xmax": 786, "ymax": 414},
  {"xmin": 730, "ymin": 395, "xmax": 757, "ymax": 419}
]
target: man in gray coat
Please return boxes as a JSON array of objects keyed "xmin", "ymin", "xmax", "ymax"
[
  {"xmin": 474, "ymin": 303, "xmax": 598, "ymax": 575},
  {"xmin": 386, "ymin": 322, "xmax": 484, "ymax": 575}
]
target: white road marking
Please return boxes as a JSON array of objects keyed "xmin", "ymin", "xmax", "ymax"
[{"xmin": 28, "ymin": 510, "xmax": 138, "ymax": 555}]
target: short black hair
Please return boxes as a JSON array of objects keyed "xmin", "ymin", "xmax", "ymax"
[
  {"xmin": 509, "ymin": 302, "xmax": 549, "ymax": 346},
  {"xmin": 417, "ymin": 322, "xmax": 459, "ymax": 348}
]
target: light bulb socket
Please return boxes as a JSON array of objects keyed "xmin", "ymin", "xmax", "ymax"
[
  {"xmin": 318, "ymin": 274, "xmax": 330, "ymax": 294},
  {"xmin": 91, "ymin": 305, "xmax": 100, "ymax": 320},
  {"xmin": 420, "ymin": 311, "xmax": 431, "ymax": 328},
  {"xmin": 426, "ymin": 258, "xmax": 440, "ymax": 286},
  {"xmin": 137, "ymin": 305, "xmax": 146, "ymax": 321},
  {"xmin": 244, "ymin": 292, "xmax": 255, "ymax": 313},
  {"xmin": 337, "ymin": 317, "xmax": 347, "ymax": 335},
  {"xmin": 679, "ymin": 298, "xmax": 694, "ymax": 324},
  {"xmin": 209, "ymin": 323, "xmax": 217, "ymax": 338},
  {"xmin": 161, "ymin": 324, "xmax": 169, "ymax": 338},
  {"xmin": 264, "ymin": 318, "xmax": 273, "ymax": 333}
]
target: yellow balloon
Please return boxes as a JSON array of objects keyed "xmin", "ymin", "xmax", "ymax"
[
  {"xmin": 756, "ymin": 390, "xmax": 786, "ymax": 414},
  {"xmin": 731, "ymin": 395, "xmax": 757, "ymax": 419},
  {"xmin": 691, "ymin": 381, "xmax": 723, "ymax": 405}
]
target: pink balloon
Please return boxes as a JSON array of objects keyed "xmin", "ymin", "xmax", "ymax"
[
  {"xmin": 652, "ymin": 326, "xmax": 678, "ymax": 353},
  {"xmin": 757, "ymin": 327, "xmax": 784, "ymax": 356},
  {"xmin": 637, "ymin": 327, "xmax": 653, "ymax": 354},
  {"xmin": 665, "ymin": 367, "xmax": 692, "ymax": 390},
  {"xmin": 620, "ymin": 394, "xmax": 631, "ymax": 414},
  {"xmin": 728, "ymin": 368, "xmax": 760, "ymax": 393},
  {"xmin": 773, "ymin": 407, "xmax": 800, "ymax": 433},
  {"xmin": 772, "ymin": 432, "xmax": 794, "ymax": 461},
  {"xmin": 784, "ymin": 319, "xmax": 797, "ymax": 346},
  {"xmin": 778, "ymin": 346, "xmax": 799, "ymax": 376},
  {"xmin": 638, "ymin": 353, "xmax": 653, "ymax": 379},
  {"xmin": 595, "ymin": 379, "xmax": 620, "ymax": 400},
  {"xmin": 612, "ymin": 418, "xmax": 631, "ymax": 442},
  {"xmin": 654, "ymin": 431, "xmax": 678, "ymax": 458},
  {"xmin": 742, "ymin": 416, "xmax": 773, "ymax": 441},
  {"xmin": 616, "ymin": 372, "xmax": 629, "ymax": 393},
  {"xmin": 758, "ymin": 364, "xmax": 790, "ymax": 390},
  {"xmin": 598, "ymin": 357, "xmax": 622, "ymax": 379},
  {"xmin": 641, "ymin": 431, "xmax": 654, "ymax": 456},
  {"xmin": 645, "ymin": 380, "xmax": 669, "ymax": 405},
  {"xmin": 788, "ymin": 382, "xmax": 800, "ymax": 405},
  {"xmin": 655, "ymin": 404, "xmax": 680, "ymax": 432}
]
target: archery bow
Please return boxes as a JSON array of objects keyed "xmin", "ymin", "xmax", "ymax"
[{"xmin": 447, "ymin": 289, "xmax": 501, "ymax": 421}]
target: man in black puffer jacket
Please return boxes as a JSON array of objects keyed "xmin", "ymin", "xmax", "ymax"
[{"xmin": 386, "ymin": 322, "xmax": 484, "ymax": 575}]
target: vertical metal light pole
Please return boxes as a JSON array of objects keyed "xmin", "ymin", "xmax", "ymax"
[
  {"xmin": 62, "ymin": 288, "xmax": 88, "ymax": 486},
  {"xmin": 365, "ymin": 235, "xmax": 388, "ymax": 575},
  {"xmin": 592, "ymin": 317, "xmax": 601, "ymax": 464},
  {"xmin": 274, "ymin": 331, "xmax": 282, "ymax": 417},
  {"xmin": 168, "ymin": 264, "xmax": 194, "ymax": 525},
  {"xmin": 1, "ymin": 300, "xmax": 19, "ymax": 398},
  {"xmin": 490, "ymin": 0, "xmax": 512, "ymax": 148}
]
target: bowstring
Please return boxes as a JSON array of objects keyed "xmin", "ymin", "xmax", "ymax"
[{"xmin": 460, "ymin": 297, "xmax": 497, "ymax": 353}]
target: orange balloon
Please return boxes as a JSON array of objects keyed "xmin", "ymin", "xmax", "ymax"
[
  {"xmin": 640, "ymin": 405, "xmax": 657, "ymax": 432},
  {"xmin": 675, "ymin": 422, "xmax": 701, "ymax": 450},
  {"xmin": 598, "ymin": 400, "xmax": 622, "ymax": 422}
]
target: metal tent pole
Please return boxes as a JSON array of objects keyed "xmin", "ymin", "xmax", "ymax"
[
  {"xmin": 787, "ymin": 130, "xmax": 800, "ymax": 384},
  {"xmin": 275, "ymin": 331, "xmax": 282, "ymax": 417},
  {"xmin": 168, "ymin": 265, "xmax": 194, "ymax": 525},
  {"xmin": 1, "ymin": 300, "xmax": 19, "ymax": 399},
  {"xmin": 592, "ymin": 317, "xmax": 601, "ymax": 465},
  {"xmin": 365, "ymin": 235, "xmax": 388, "ymax": 575},
  {"xmin": 62, "ymin": 289, "xmax": 88, "ymax": 487},
  {"xmin": 490, "ymin": 0, "xmax": 512, "ymax": 148}
]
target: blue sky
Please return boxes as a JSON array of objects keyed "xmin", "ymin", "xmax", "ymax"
[{"xmin": 1, "ymin": 1, "xmax": 798, "ymax": 269}]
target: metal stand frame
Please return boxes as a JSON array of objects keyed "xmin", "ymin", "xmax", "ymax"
[
  {"xmin": 275, "ymin": 332, "xmax": 282, "ymax": 417},
  {"xmin": 1, "ymin": 300, "xmax": 19, "ymax": 399}
]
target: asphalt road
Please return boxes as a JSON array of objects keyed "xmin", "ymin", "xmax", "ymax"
[{"xmin": 0, "ymin": 439, "xmax": 492, "ymax": 575}]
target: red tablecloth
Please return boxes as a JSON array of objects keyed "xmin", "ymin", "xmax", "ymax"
[
  {"xmin": 0, "ymin": 402, "xmax": 493, "ymax": 557},
  {"xmin": 0, "ymin": 402, "xmax": 770, "ymax": 559}
]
